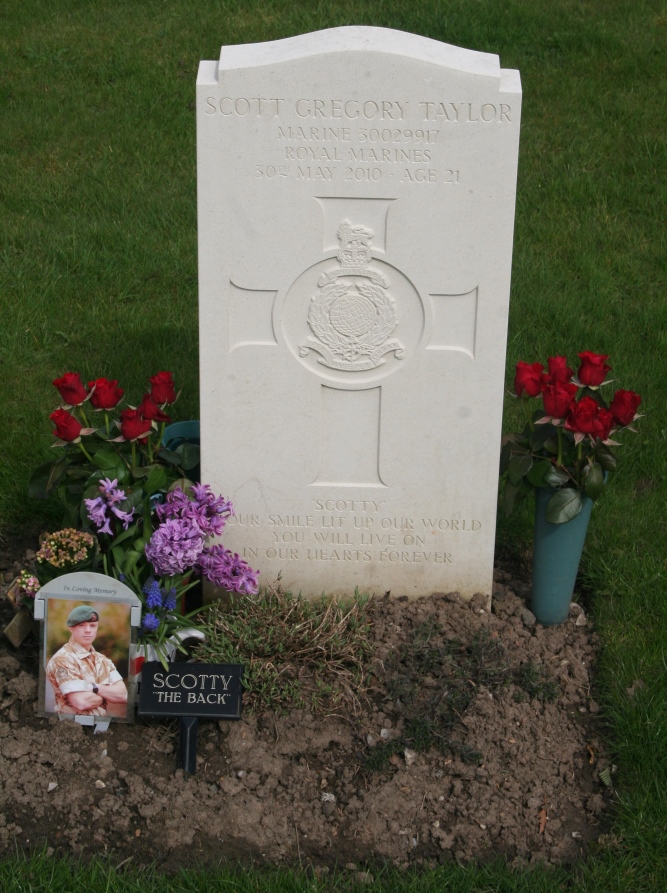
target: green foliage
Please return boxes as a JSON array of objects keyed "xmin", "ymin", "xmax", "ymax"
[
  {"xmin": 514, "ymin": 662, "xmax": 559, "ymax": 703},
  {"xmin": 197, "ymin": 584, "xmax": 374, "ymax": 713}
]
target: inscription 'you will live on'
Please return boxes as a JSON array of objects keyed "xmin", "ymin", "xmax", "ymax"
[{"xmin": 232, "ymin": 513, "xmax": 481, "ymax": 564}]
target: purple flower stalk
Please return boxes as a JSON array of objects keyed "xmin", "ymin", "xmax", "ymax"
[
  {"xmin": 110, "ymin": 504, "xmax": 135, "ymax": 527},
  {"xmin": 85, "ymin": 478, "xmax": 135, "ymax": 535},
  {"xmin": 190, "ymin": 483, "xmax": 234, "ymax": 536},
  {"xmin": 99, "ymin": 478, "xmax": 127, "ymax": 505},
  {"xmin": 157, "ymin": 485, "xmax": 233, "ymax": 537},
  {"xmin": 85, "ymin": 496, "xmax": 112, "ymax": 535},
  {"xmin": 144, "ymin": 518, "xmax": 205, "ymax": 576},
  {"xmin": 197, "ymin": 544, "xmax": 259, "ymax": 595}
]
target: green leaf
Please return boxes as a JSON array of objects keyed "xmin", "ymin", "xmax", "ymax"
[
  {"xmin": 175, "ymin": 442, "xmax": 200, "ymax": 471},
  {"xmin": 123, "ymin": 550, "xmax": 142, "ymax": 576},
  {"xmin": 529, "ymin": 425, "xmax": 556, "ymax": 450},
  {"xmin": 111, "ymin": 545, "xmax": 127, "ymax": 573},
  {"xmin": 67, "ymin": 466, "xmax": 96, "ymax": 480},
  {"xmin": 499, "ymin": 441, "xmax": 512, "ymax": 474},
  {"xmin": 503, "ymin": 481, "xmax": 520, "ymax": 517},
  {"xmin": 544, "ymin": 465, "xmax": 570, "ymax": 488},
  {"xmin": 29, "ymin": 460, "xmax": 60, "ymax": 499},
  {"xmin": 543, "ymin": 436, "xmax": 559, "ymax": 455},
  {"xmin": 545, "ymin": 489, "xmax": 583, "ymax": 524},
  {"xmin": 508, "ymin": 454, "xmax": 533, "ymax": 485},
  {"xmin": 157, "ymin": 448, "xmax": 182, "ymax": 466},
  {"xmin": 108, "ymin": 523, "xmax": 140, "ymax": 550},
  {"xmin": 526, "ymin": 459, "xmax": 552, "ymax": 487},
  {"xmin": 91, "ymin": 448, "xmax": 120, "ymax": 470},
  {"xmin": 65, "ymin": 480, "xmax": 86, "ymax": 496},
  {"xmin": 144, "ymin": 465, "xmax": 168, "ymax": 495},
  {"xmin": 169, "ymin": 477, "xmax": 195, "ymax": 493},
  {"xmin": 83, "ymin": 481, "xmax": 101, "ymax": 499},
  {"xmin": 123, "ymin": 488, "xmax": 144, "ymax": 510},
  {"xmin": 595, "ymin": 444, "xmax": 617, "ymax": 472},
  {"xmin": 583, "ymin": 463, "xmax": 605, "ymax": 501}
]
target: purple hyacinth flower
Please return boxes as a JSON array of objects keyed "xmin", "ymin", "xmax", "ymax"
[
  {"xmin": 156, "ymin": 488, "xmax": 191, "ymax": 522},
  {"xmin": 197, "ymin": 544, "xmax": 259, "ymax": 595},
  {"xmin": 145, "ymin": 518, "xmax": 205, "ymax": 576},
  {"xmin": 156, "ymin": 485, "xmax": 233, "ymax": 537},
  {"xmin": 190, "ymin": 483, "xmax": 234, "ymax": 536},
  {"xmin": 85, "ymin": 495, "xmax": 107, "ymax": 527},
  {"xmin": 86, "ymin": 479, "xmax": 134, "ymax": 535},
  {"xmin": 110, "ymin": 503, "xmax": 135, "ymax": 529}
]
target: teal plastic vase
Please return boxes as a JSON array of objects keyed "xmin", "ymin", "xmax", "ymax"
[
  {"xmin": 162, "ymin": 421, "xmax": 201, "ymax": 483},
  {"xmin": 531, "ymin": 488, "xmax": 593, "ymax": 626}
]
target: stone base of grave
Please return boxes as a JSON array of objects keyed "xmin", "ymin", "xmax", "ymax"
[{"xmin": 202, "ymin": 580, "xmax": 235, "ymax": 609}]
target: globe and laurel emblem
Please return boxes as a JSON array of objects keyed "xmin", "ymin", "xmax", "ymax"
[{"xmin": 299, "ymin": 220, "xmax": 405, "ymax": 371}]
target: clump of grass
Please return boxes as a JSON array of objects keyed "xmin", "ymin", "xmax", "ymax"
[
  {"xmin": 364, "ymin": 738, "xmax": 404, "ymax": 771},
  {"xmin": 514, "ymin": 661, "xmax": 559, "ymax": 702},
  {"xmin": 195, "ymin": 583, "xmax": 374, "ymax": 714}
]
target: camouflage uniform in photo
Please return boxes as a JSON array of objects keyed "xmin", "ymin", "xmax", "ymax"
[{"xmin": 46, "ymin": 605, "xmax": 123, "ymax": 716}]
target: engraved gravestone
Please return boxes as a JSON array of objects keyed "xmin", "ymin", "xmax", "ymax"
[{"xmin": 197, "ymin": 27, "xmax": 521, "ymax": 600}]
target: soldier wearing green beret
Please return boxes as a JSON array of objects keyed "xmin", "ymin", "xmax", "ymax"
[{"xmin": 46, "ymin": 604, "xmax": 128, "ymax": 716}]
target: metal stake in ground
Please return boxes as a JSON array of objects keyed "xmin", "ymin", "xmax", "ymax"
[{"xmin": 179, "ymin": 717, "xmax": 199, "ymax": 774}]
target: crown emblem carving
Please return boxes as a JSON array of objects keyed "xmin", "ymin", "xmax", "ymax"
[{"xmin": 299, "ymin": 220, "xmax": 405, "ymax": 372}]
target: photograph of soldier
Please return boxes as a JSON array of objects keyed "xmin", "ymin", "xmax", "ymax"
[{"xmin": 45, "ymin": 604, "xmax": 129, "ymax": 717}]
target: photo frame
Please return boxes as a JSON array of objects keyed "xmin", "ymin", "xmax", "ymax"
[{"xmin": 34, "ymin": 572, "xmax": 142, "ymax": 731}]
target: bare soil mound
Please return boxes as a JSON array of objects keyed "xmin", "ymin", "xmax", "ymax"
[{"xmin": 0, "ymin": 536, "xmax": 611, "ymax": 872}]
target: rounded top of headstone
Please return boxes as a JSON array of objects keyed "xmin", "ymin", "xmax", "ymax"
[{"xmin": 217, "ymin": 26, "xmax": 501, "ymax": 79}]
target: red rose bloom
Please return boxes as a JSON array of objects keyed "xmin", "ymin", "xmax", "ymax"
[
  {"xmin": 577, "ymin": 352, "xmax": 611, "ymax": 387},
  {"xmin": 52, "ymin": 372, "xmax": 88, "ymax": 406},
  {"xmin": 50, "ymin": 408, "xmax": 82, "ymax": 442},
  {"xmin": 596, "ymin": 407, "xmax": 614, "ymax": 441},
  {"xmin": 88, "ymin": 378, "xmax": 124, "ymax": 410},
  {"xmin": 609, "ymin": 389, "xmax": 641, "ymax": 427},
  {"xmin": 137, "ymin": 393, "xmax": 171, "ymax": 424},
  {"xmin": 546, "ymin": 356, "xmax": 573, "ymax": 384},
  {"xmin": 150, "ymin": 371, "xmax": 176, "ymax": 405},
  {"xmin": 119, "ymin": 408, "xmax": 152, "ymax": 441},
  {"xmin": 565, "ymin": 397, "xmax": 614, "ymax": 441},
  {"xmin": 542, "ymin": 381, "xmax": 578, "ymax": 419},
  {"xmin": 514, "ymin": 361, "xmax": 544, "ymax": 398}
]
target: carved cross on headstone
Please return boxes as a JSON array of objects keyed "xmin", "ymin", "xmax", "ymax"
[{"xmin": 229, "ymin": 198, "xmax": 478, "ymax": 487}]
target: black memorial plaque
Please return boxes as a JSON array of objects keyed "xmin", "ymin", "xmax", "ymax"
[{"xmin": 138, "ymin": 662, "xmax": 243, "ymax": 719}]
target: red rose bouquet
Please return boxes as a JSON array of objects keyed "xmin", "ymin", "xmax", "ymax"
[
  {"xmin": 502, "ymin": 353, "xmax": 642, "ymax": 523},
  {"xmin": 31, "ymin": 371, "xmax": 190, "ymax": 525}
]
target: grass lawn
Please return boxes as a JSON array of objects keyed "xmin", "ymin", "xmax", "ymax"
[{"xmin": 1, "ymin": 0, "xmax": 666, "ymax": 889}]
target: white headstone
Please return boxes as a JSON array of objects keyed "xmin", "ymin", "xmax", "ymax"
[{"xmin": 197, "ymin": 27, "xmax": 521, "ymax": 600}]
